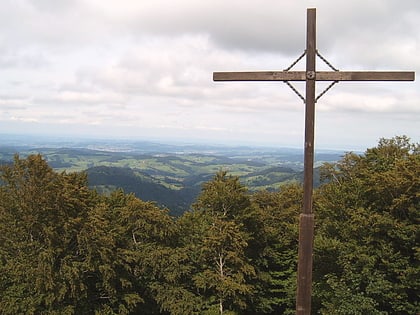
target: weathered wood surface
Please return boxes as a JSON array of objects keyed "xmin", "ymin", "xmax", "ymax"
[
  {"xmin": 297, "ymin": 8, "xmax": 316, "ymax": 315},
  {"xmin": 213, "ymin": 71, "xmax": 415, "ymax": 81}
]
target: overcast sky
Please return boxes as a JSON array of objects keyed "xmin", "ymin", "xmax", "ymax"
[{"xmin": 1, "ymin": 0, "xmax": 419, "ymax": 149}]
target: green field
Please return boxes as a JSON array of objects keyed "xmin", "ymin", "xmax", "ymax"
[{"xmin": 0, "ymin": 139, "xmax": 343, "ymax": 214}]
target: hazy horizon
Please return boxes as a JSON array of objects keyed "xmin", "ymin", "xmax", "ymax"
[
  {"xmin": 0, "ymin": 131, "xmax": 388, "ymax": 153},
  {"xmin": 1, "ymin": 1, "xmax": 418, "ymax": 150}
]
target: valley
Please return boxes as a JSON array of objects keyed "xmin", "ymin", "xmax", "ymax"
[{"xmin": 0, "ymin": 135, "xmax": 346, "ymax": 215}]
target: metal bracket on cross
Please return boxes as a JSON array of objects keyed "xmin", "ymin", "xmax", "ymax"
[{"xmin": 283, "ymin": 49, "xmax": 340, "ymax": 103}]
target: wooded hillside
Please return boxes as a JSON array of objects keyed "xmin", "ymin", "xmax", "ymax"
[{"xmin": 0, "ymin": 136, "xmax": 418, "ymax": 314}]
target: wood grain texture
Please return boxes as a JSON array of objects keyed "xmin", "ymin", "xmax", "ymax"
[{"xmin": 213, "ymin": 71, "xmax": 415, "ymax": 82}]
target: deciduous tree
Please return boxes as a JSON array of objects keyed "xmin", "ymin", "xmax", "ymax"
[{"xmin": 313, "ymin": 136, "xmax": 419, "ymax": 314}]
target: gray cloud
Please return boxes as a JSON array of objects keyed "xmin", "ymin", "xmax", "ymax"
[{"xmin": 0, "ymin": 0, "xmax": 418, "ymax": 148}]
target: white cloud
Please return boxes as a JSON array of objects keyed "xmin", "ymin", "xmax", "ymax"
[{"xmin": 0, "ymin": 0, "xmax": 418, "ymax": 149}]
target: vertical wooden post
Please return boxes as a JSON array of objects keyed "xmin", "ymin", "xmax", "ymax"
[{"xmin": 296, "ymin": 8, "xmax": 316, "ymax": 315}]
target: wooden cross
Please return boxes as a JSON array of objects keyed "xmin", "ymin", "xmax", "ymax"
[{"xmin": 213, "ymin": 8, "xmax": 414, "ymax": 315}]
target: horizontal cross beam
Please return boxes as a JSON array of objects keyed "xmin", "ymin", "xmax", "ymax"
[{"xmin": 213, "ymin": 71, "xmax": 415, "ymax": 82}]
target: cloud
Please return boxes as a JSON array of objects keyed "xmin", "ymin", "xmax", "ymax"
[{"xmin": 0, "ymin": 0, "xmax": 418, "ymax": 148}]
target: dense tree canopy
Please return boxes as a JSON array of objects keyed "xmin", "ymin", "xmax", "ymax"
[
  {"xmin": 313, "ymin": 136, "xmax": 419, "ymax": 314},
  {"xmin": 0, "ymin": 136, "xmax": 418, "ymax": 314}
]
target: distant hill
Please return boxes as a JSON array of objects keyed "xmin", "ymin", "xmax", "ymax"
[
  {"xmin": 87, "ymin": 166, "xmax": 197, "ymax": 216},
  {"xmin": 85, "ymin": 164, "xmax": 323, "ymax": 216},
  {"xmin": 0, "ymin": 137, "xmax": 342, "ymax": 215}
]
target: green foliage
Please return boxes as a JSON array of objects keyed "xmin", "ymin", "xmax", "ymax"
[
  {"xmin": 192, "ymin": 170, "xmax": 252, "ymax": 219},
  {"xmin": 1, "ymin": 145, "xmax": 328, "ymax": 214},
  {"xmin": 0, "ymin": 155, "xmax": 172, "ymax": 314},
  {"xmin": 0, "ymin": 136, "xmax": 418, "ymax": 315},
  {"xmin": 172, "ymin": 171, "xmax": 256, "ymax": 314},
  {"xmin": 0, "ymin": 154, "xmax": 95, "ymax": 314},
  {"xmin": 184, "ymin": 171, "xmax": 302, "ymax": 314},
  {"xmin": 250, "ymin": 184, "xmax": 302, "ymax": 314},
  {"xmin": 314, "ymin": 136, "xmax": 419, "ymax": 314},
  {"xmin": 87, "ymin": 166, "xmax": 190, "ymax": 216}
]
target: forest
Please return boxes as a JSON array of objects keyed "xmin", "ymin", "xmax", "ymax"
[{"xmin": 0, "ymin": 136, "xmax": 418, "ymax": 315}]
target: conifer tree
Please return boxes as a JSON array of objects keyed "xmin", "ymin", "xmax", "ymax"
[
  {"xmin": 250, "ymin": 184, "xmax": 301, "ymax": 315},
  {"xmin": 0, "ymin": 155, "xmax": 95, "ymax": 314}
]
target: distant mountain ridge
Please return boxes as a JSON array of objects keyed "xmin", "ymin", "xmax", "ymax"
[
  {"xmin": 86, "ymin": 166, "xmax": 195, "ymax": 216},
  {"xmin": 0, "ymin": 136, "xmax": 343, "ymax": 215},
  {"xmin": 85, "ymin": 164, "xmax": 322, "ymax": 216}
]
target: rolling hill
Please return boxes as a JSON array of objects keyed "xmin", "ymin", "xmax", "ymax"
[{"xmin": 0, "ymin": 137, "xmax": 343, "ymax": 215}]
